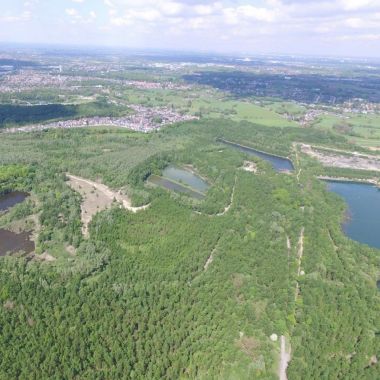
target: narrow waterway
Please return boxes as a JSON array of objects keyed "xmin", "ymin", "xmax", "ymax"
[{"xmin": 220, "ymin": 139, "xmax": 294, "ymax": 172}]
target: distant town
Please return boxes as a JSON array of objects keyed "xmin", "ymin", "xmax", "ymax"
[{"xmin": 2, "ymin": 104, "xmax": 198, "ymax": 134}]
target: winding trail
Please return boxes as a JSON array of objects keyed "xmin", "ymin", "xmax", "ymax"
[
  {"xmin": 66, "ymin": 174, "xmax": 150, "ymax": 236},
  {"xmin": 296, "ymin": 168, "xmax": 302, "ymax": 183},
  {"xmin": 195, "ymin": 176, "xmax": 237, "ymax": 217},
  {"xmin": 67, "ymin": 174, "xmax": 150, "ymax": 213},
  {"xmin": 215, "ymin": 176, "xmax": 237, "ymax": 216}
]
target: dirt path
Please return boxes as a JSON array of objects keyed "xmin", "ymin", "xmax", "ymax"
[
  {"xmin": 279, "ymin": 335, "xmax": 291, "ymax": 380},
  {"xmin": 327, "ymin": 229, "xmax": 338, "ymax": 252},
  {"xmin": 204, "ymin": 245, "xmax": 218, "ymax": 271},
  {"xmin": 279, "ymin": 228, "xmax": 304, "ymax": 379},
  {"xmin": 296, "ymin": 228, "xmax": 304, "ymax": 277},
  {"xmin": 194, "ymin": 176, "xmax": 237, "ymax": 217},
  {"xmin": 215, "ymin": 176, "xmax": 237, "ymax": 216},
  {"xmin": 292, "ymin": 143, "xmax": 302, "ymax": 184},
  {"xmin": 295, "ymin": 227, "xmax": 305, "ymax": 300},
  {"xmin": 66, "ymin": 174, "xmax": 149, "ymax": 236},
  {"xmin": 286, "ymin": 235, "xmax": 291, "ymax": 252},
  {"xmin": 296, "ymin": 168, "xmax": 302, "ymax": 183}
]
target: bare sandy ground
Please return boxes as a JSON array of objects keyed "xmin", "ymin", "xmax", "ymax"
[
  {"xmin": 300, "ymin": 144, "xmax": 380, "ymax": 171},
  {"xmin": 28, "ymin": 251, "xmax": 56, "ymax": 262},
  {"xmin": 36, "ymin": 252, "xmax": 56, "ymax": 262},
  {"xmin": 66, "ymin": 174, "xmax": 149, "ymax": 236},
  {"xmin": 241, "ymin": 161, "xmax": 258, "ymax": 173}
]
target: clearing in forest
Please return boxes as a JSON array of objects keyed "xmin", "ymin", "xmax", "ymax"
[{"xmin": 66, "ymin": 174, "xmax": 149, "ymax": 236}]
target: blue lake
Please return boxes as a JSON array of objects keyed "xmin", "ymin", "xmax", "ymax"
[
  {"xmin": 327, "ymin": 181, "xmax": 380, "ymax": 249},
  {"xmin": 220, "ymin": 139, "xmax": 294, "ymax": 172}
]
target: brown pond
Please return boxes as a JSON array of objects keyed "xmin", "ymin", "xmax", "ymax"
[
  {"xmin": 0, "ymin": 191, "xmax": 34, "ymax": 256},
  {"xmin": 0, "ymin": 229, "xmax": 35, "ymax": 256}
]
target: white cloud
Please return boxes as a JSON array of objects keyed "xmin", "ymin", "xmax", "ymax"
[
  {"xmin": 338, "ymin": 33, "xmax": 380, "ymax": 40},
  {"xmin": 65, "ymin": 8, "xmax": 98, "ymax": 24},
  {"xmin": 223, "ymin": 5, "xmax": 278, "ymax": 25},
  {"xmin": 339, "ymin": 0, "xmax": 377, "ymax": 11},
  {"xmin": 345, "ymin": 17, "xmax": 365, "ymax": 28},
  {"xmin": 194, "ymin": 5, "xmax": 215, "ymax": 16},
  {"xmin": 159, "ymin": 1, "xmax": 184, "ymax": 16},
  {"xmin": 65, "ymin": 8, "xmax": 79, "ymax": 17},
  {"xmin": 0, "ymin": 11, "xmax": 32, "ymax": 23}
]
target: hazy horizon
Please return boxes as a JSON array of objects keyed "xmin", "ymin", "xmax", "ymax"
[{"xmin": 1, "ymin": 0, "xmax": 380, "ymax": 58}]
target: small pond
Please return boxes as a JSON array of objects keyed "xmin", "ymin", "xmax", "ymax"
[
  {"xmin": 0, "ymin": 191, "xmax": 34, "ymax": 256},
  {"xmin": 326, "ymin": 181, "xmax": 380, "ymax": 249},
  {"xmin": 220, "ymin": 139, "xmax": 294, "ymax": 172},
  {"xmin": 0, "ymin": 191, "xmax": 29, "ymax": 212},
  {"xmin": 0, "ymin": 229, "xmax": 35, "ymax": 256},
  {"xmin": 148, "ymin": 174, "xmax": 205, "ymax": 200},
  {"xmin": 162, "ymin": 166, "xmax": 209, "ymax": 193}
]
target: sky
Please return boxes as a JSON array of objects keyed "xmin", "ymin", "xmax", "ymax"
[{"xmin": 1, "ymin": 0, "xmax": 380, "ymax": 57}]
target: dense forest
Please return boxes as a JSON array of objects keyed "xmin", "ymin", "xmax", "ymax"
[
  {"xmin": 0, "ymin": 100, "xmax": 128, "ymax": 128},
  {"xmin": 0, "ymin": 119, "xmax": 379, "ymax": 379}
]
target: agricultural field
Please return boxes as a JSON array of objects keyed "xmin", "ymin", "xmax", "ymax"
[{"xmin": 312, "ymin": 113, "xmax": 380, "ymax": 148}]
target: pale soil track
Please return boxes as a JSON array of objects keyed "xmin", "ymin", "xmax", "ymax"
[
  {"xmin": 279, "ymin": 335, "xmax": 291, "ymax": 380},
  {"xmin": 286, "ymin": 236, "xmax": 291, "ymax": 256},
  {"xmin": 280, "ymin": 228, "xmax": 304, "ymax": 380},
  {"xmin": 66, "ymin": 174, "xmax": 149, "ymax": 236},
  {"xmin": 203, "ymin": 240, "xmax": 221, "ymax": 271},
  {"xmin": 295, "ymin": 227, "xmax": 305, "ymax": 300},
  {"xmin": 194, "ymin": 176, "xmax": 237, "ymax": 217},
  {"xmin": 215, "ymin": 176, "xmax": 237, "ymax": 216}
]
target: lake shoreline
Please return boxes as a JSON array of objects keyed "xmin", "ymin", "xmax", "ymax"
[
  {"xmin": 218, "ymin": 138, "xmax": 294, "ymax": 171},
  {"xmin": 318, "ymin": 175, "xmax": 380, "ymax": 187},
  {"xmin": 218, "ymin": 138, "xmax": 294, "ymax": 163}
]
